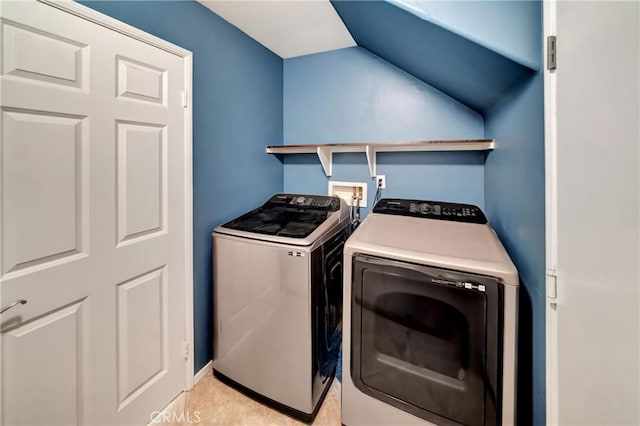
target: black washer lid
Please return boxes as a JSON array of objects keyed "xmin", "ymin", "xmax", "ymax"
[
  {"xmin": 372, "ymin": 198, "xmax": 487, "ymax": 224},
  {"xmin": 221, "ymin": 193, "xmax": 342, "ymax": 238}
]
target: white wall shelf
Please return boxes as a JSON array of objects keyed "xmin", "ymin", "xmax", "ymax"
[{"xmin": 266, "ymin": 139, "xmax": 494, "ymax": 177}]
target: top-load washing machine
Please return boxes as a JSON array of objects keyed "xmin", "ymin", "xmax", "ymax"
[
  {"xmin": 342, "ymin": 199, "xmax": 518, "ymax": 426},
  {"xmin": 212, "ymin": 193, "xmax": 350, "ymax": 422}
]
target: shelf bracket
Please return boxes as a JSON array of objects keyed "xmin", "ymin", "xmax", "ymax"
[
  {"xmin": 317, "ymin": 146, "xmax": 332, "ymax": 176},
  {"xmin": 365, "ymin": 145, "xmax": 376, "ymax": 177},
  {"xmin": 266, "ymin": 140, "xmax": 495, "ymax": 178}
]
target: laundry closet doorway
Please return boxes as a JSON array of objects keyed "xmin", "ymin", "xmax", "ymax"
[{"xmin": 0, "ymin": 1, "xmax": 193, "ymax": 424}]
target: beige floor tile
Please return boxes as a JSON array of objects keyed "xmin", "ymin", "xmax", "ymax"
[
  {"xmin": 312, "ymin": 395, "xmax": 341, "ymax": 426},
  {"xmin": 184, "ymin": 373, "xmax": 341, "ymax": 426}
]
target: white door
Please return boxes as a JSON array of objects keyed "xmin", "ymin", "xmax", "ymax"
[
  {"xmin": 0, "ymin": 1, "xmax": 189, "ymax": 425},
  {"xmin": 546, "ymin": 1, "xmax": 639, "ymax": 424}
]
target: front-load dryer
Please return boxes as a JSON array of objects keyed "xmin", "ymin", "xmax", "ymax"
[
  {"xmin": 213, "ymin": 193, "xmax": 349, "ymax": 422},
  {"xmin": 342, "ymin": 199, "xmax": 518, "ymax": 426}
]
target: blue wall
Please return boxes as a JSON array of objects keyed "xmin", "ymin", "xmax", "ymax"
[
  {"xmin": 81, "ymin": 1, "xmax": 284, "ymax": 372},
  {"xmin": 331, "ymin": 1, "xmax": 535, "ymax": 112},
  {"xmin": 391, "ymin": 0, "xmax": 542, "ymax": 69},
  {"xmin": 283, "ymin": 47, "xmax": 485, "ymax": 216},
  {"xmin": 485, "ymin": 73, "xmax": 545, "ymax": 425}
]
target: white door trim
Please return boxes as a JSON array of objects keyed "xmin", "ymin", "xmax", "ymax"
[
  {"xmin": 38, "ymin": 0, "xmax": 191, "ymax": 57},
  {"xmin": 37, "ymin": 0, "xmax": 196, "ymax": 390},
  {"xmin": 194, "ymin": 361, "xmax": 213, "ymax": 386},
  {"xmin": 543, "ymin": 0, "xmax": 558, "ymax": 424}
]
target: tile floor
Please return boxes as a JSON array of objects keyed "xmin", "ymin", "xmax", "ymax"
[{"xmin": 155, "ymin": 372, "xmax": 341, "ymax": 426}]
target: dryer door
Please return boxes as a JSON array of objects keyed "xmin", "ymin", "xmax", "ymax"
[{"xmin": 351, "ymin": 255, "xmax": 503, "ymax": 426}]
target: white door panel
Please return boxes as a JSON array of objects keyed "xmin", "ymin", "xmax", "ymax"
[
  {"xmin": 547, "ymin": 1, "xmax": 640, "ymax": 424},
  {"xmin": 0, "ymin": 1, "xmax": 188, "ymax": 425},
  {"xmin": 116, "ymin": 121, "xmax": 167, "ymax": 245},
  {"xmin": 2, "ymin": 301, "xmax": 88, "ymax": 426},
  {"xmin": 116, "ymin": 56, "xmax": 168, "ymax": 105},
  {"xmin": 116, "ymin": 267, "xmax": 169, "ymax": 410},
  {"xmin": 1, "ymin": 18, "xmax": 89, "ymax": 90},
  {"xmin": 1, "ymin": 109, "xmax": 89, "ymax": 276}
]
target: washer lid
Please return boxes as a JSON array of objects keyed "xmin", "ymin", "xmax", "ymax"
[
  {"xmin": 214, "ymin": 193, "xmax": 349, "ymax": 246},
  {"xmin": 346, "ymin": 211, "xmax": 518, "ymax": 285}
]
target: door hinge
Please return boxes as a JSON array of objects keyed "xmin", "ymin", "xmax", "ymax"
[
  {"xmin": 183, "ymin": 341, "xmax": 190, "ymax": 360},
  {"xmin": 547, "ymin": 35, "xmax": 557, "ymax": 71},
  {"xmin": 547, "ymin": 269, "xmax": 558, "ymax": 300},
  {"xmin": 181, "ymin": 90, "xmax": 188, "ymax": 108}
]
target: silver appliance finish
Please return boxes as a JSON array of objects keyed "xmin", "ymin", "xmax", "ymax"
[
  {"xmin": 212, "ymin": 194, "xmax": 349, "ymax": 416},
  {"xmin": 342, "ymin": 203, "xmax": 519, "ymax": 426}
]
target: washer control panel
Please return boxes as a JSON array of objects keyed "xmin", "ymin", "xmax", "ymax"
[
  {"xmin": 268, "ymin": 194, "xmax": 341, "ymax": 211},
  {"xmin": 373, "ymin": 198, "xmax": 487, "ymax": 224}
]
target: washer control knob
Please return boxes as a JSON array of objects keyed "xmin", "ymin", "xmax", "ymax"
[{"xmin": 417, "ymin": 203, "xmax": 433, "ymax": 214}]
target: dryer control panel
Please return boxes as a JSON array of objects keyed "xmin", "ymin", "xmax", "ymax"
[{"xmin": 372, "ymin": 198, "xmax": 487, "ymax": 224}]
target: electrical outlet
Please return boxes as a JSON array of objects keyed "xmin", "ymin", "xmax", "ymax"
[
  {"xmin": 328, "ymin": 181, "xmax": 368, "ymax": 207},
  {"xmin": 376, "ymin": 175, "xmax": 386, "ymax": 189}
]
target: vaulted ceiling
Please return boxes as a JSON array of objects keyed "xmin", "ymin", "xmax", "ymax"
[
  {"xmin": 198, "ymin": 1, "xmax": 356, "ymax": 58},
  {"xmin": 200, "ymin": 0, "xmax": 541, "ymax": 113}
]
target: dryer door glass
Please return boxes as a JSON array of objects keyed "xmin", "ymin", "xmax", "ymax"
[{"xmin": 351, "ymin": 255, "xmax": 502, "ymax": 426}]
